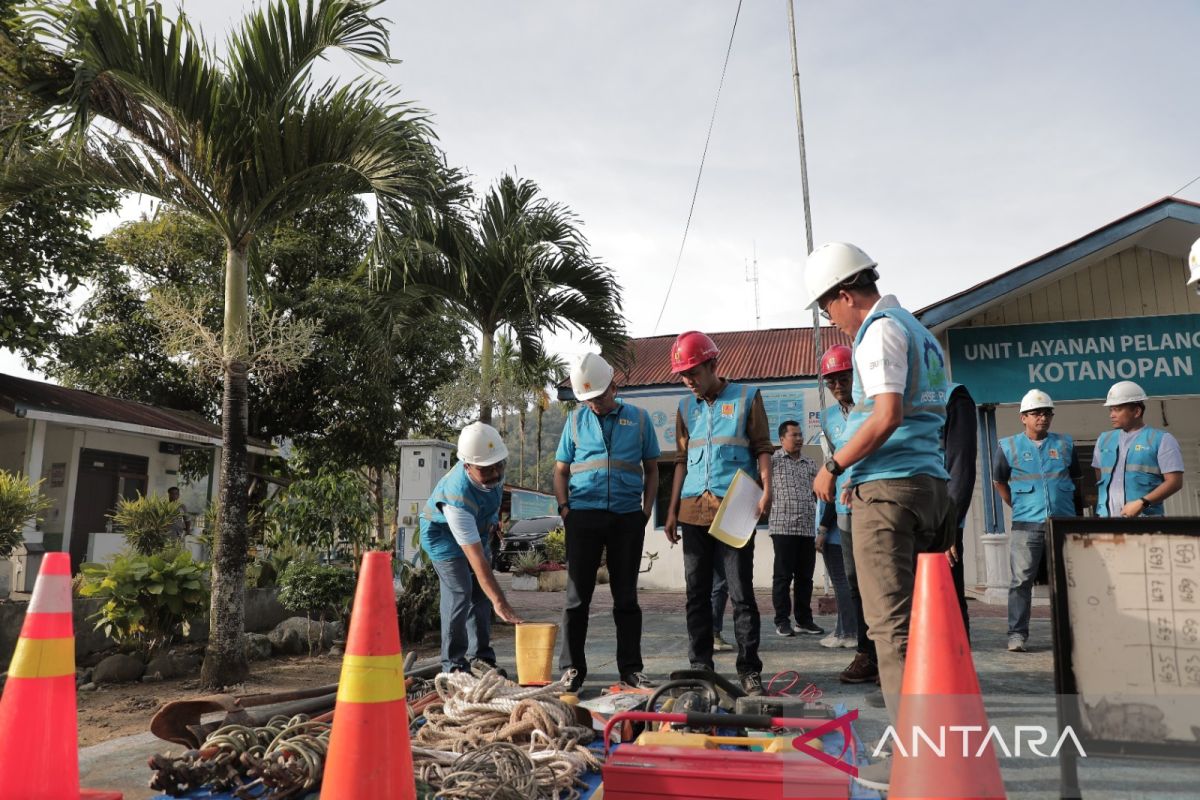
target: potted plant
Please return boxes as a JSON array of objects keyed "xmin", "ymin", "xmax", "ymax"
[
  {"xmin": 511, "ymin": 551, "xmax": 542, "ymax": 591},
  {"xmin": 109, "ymin": 494, "xmax": 182, "ymax": 555},
  {"xmin": 535, "ymin": 527, "xmax": 568, "ymax": 591},
  {"xmin": 0, "ymin": 472, "xmax": 52, "ymax": 596}
]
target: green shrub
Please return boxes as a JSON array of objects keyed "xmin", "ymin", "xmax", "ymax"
[
  {"xmin": 110, "ymin": 494, "xmax": 182, "ymax": 555},
  {"xmin": 512, "ymin": 550, "xmax": 542, "ymax": 577},
  {"xmin": 0, "ymin": 471, "xmax": 52, "ymax": 558},
  {"xmin": 395, "ymin": 560, "xmax": 440, "ymax": 644},
  {"xmin": 78, "ymin": 550, "xmax": 209, "ymax": 653},
  {"xmin": 277, "ymin": 561, "xmax": 356, "ymax": 623},
  {"xmin": 542, "ymin": 527, "xmax": 566, "ymax": 565},
  {"xmin": 267, "ymin": 469, "xmax": 374, "ymax": 561}
]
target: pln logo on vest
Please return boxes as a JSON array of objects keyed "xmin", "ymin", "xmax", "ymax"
[
  {"xmin": 1049, "ymin": 449, "xmax": 1059, "ymax": 460},
  {"xmin": 720, "ymin": 403, "xmax": 735, "ymax": 418},
  {"xmin": 619, "ymin": 418, "xmax": 636, "ymax": 426}
]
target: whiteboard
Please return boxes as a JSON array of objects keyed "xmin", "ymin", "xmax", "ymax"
[{"xmin": 1061, "ymin": 531, "xmax": 1200, "ymax": 744}]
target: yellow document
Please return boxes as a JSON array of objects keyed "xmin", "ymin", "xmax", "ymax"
[{"xmin": 708, "ymin": 470, "xmax": 763, "ymax": 548}]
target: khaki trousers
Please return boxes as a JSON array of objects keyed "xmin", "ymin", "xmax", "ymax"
[{"xmin": 850, "ymin": 474, "xmax": 950, "ymax": 721}]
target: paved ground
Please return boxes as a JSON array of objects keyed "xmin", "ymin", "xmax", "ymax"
[{"xmin": 80, "ymin": 582, "xmax": 1200, "ymax": 799}]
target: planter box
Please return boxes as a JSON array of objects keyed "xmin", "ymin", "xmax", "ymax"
[
  {"xmin": 511, "ymin": 574, "xmax": 539, "ymax": 591},
  {"xmin": 537, "ymin": 570, "xmax": 568, "ymax": 592}
]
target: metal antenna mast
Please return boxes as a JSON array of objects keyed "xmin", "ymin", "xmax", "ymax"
[{"xmin": 745, "ymin": 242, "xmax": 761, "ymax": 329}]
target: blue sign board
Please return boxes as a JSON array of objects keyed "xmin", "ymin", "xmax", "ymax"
[{"xmin": 947, "ymin": 313, "xmax": 1200, "ymax": 404}]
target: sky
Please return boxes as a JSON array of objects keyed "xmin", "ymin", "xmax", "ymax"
[{"xmin": 5, "ymin": 0, "xmax": 1200, "ymax": 381}]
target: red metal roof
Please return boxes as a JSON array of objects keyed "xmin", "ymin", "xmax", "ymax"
[
  {"xmin": 614, "ymin": 327, "xmax": 852, "ymax": 388},
  {"xmin": 0, "ymin": 372, "xmax": 270, "ymax": 449}
]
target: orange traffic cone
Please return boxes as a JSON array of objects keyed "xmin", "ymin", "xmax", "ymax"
[
  {"xmin": 889, "ymin": 553, "xmax": 1005, "ymax": 800},
  {"xmin": 322, "ymin": 551, "xmax": 415, "ymax": 799},
  {"xmin": 0, "ymin": 552, "xmax": 122, "ymax": 800}
]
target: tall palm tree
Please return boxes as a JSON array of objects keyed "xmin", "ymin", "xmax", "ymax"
[
  {"xmin": 391, "ymin": 173, "xmax": 628, "ymax": 424},
  {"xmin": 0, "ymin": 0, "xmax": 460, "ymax": 687},
  {"xmin": 524, "ymin": 352, "xmax": 566, "ymax": 490}
]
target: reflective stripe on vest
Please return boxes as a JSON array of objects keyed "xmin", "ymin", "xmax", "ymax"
[
  {"xmin": 999, "ymin": 432, "xmax": 1075, "ymax": 523},
  {"xmin": 1096, "ymin": 427, "xmax": 1166, "ymax": 517},
  {"xmin": 844, "ymin": 305, "xmax": 950, "ymax": 484},
  {"xmin": 680, "ymin": 382, "xmax": 757, "ymax": 498}
]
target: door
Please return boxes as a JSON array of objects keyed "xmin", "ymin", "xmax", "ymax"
[{"xmin": 69, "ymin": 449, "xmax": 149, "ymax": 570}]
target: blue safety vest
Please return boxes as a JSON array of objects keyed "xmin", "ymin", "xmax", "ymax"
[
  {"xmin": 680, "ymin": 382, "xmax": 759, "ymax": 498},
  {"xmin": 419, "ymin": 463, "xmax": 501, "ymax": 561},
  {"xmin": 563, "ymin": 401, "xmax": 653, "ymax": 513},
  {"xmin": 999, "ymin": 432, "xmax": 1076, "ymax": 523},
  {"xmin": 1096, "ymin": 427, "xmax": 1167, "ymax": 517},
  {"xmin": 845, "ymin": 305, "xmax": 950, "ymax": 484},
  {"xmin": 820, "ymin": 404, "xmax": 853, "ymax": 515}
]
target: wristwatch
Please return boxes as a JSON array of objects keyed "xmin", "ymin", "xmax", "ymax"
[
  {"xmin": 557, "ymin": 502, "xmax": 570, "ymax": 514},
  {"xmin": 824, "ymin": 457, "xmax": 844, "ymax": 477},
  {"xmin": 1139, "ymin": 496, "xmax": 1151, "ymax": 509}
]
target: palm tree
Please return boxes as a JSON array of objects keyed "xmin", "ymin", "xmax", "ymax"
[
  {"xmin": 524, "ymin": 352, "xmax": 566, "ymax": 490},
  {"xmin": 0, "ymin": 0, "xmax": 459, "ymax": 687},
  {"xmin": 391, "ymin": 173, "xmax": 627, "ymax": 424}
]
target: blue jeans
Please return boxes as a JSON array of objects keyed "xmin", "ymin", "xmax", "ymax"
[
  {"xmin": 711, "ymin": 558, "xmax": 728, "ymax": 634},
  {"xmin": 432, "ymin": 557, "xmax": 495, "ymax": 672},
  {"xmin": 1007, "ymin": 528, "xmax": 1045, "ymax": 639},
  {"xmin": 822, "ymin": 541, "xmax": 856, "ymax": 639}
]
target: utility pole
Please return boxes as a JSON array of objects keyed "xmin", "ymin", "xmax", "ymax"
[
  {"xmin": 786, "ymin": 0, "xmax": 826, "ymax": 425},
  {"xmin": 745, "ymin": 242, "xmax": 761, "ymax": 329}
]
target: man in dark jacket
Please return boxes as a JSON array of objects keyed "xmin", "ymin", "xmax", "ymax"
[{"xmin": 942, "ymin": 383, "xmax": 977, "ymax": 640}]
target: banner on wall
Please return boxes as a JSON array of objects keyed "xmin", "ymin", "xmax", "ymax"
[
  {"xmin": 621, "ymin": 382, "xmax": 826, "ymax": 450},
  {"xmin": 947, "ymin": 313, "xmax": 1200, "ymax": 404}
]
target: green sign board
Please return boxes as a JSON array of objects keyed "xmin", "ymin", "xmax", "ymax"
[{"xmin": 947, "ymin": 313, "xmax": 1200, "ymax": 404}]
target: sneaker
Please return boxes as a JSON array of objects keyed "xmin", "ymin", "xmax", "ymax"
[
  {"xmin": 795, "ymin": 621, "xmax": 825, "ymax": 635},
  {"xmin": 838, "ymin": 635, "xmax": 858, "ymax": 648},
  {"xmin": 819, "ymin": 633, "xmax": 841, "ymax": 648},
  {"xmin": 775, "ymin": 621, "xmax": 796, "ymax": 637},
  {"xmin": 739, "ymin": 671, "xmax": 766, "ymax": 696},
  {"xmin": 620, "ymin": 671, "xmax": 656, "ymax": 689},
  {"xmin": 853, "ymin": 757, "xmax": 891, "ymax": 792},
  {"xmin": 712, "ymin": 632, "xmax": 734, "ymax": 651},
  {"xmin": 1008, "ymin": 635, "xmax": 1027, "ymax": 652},
  {"xmin": 561, "ymin": 667, "xmax": 584, "ymax": 692},
  {"xmin": 839, "ymin": 652, "xmax": 879, "ymax": 684},
  {"xmin": 470, "ymin": 658, "xmax": 509, "ymax": 679}
]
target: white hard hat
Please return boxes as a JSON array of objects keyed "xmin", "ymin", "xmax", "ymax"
[
  {"xmin": 1104, "ymin": 380, "xmax": 1148, "ymax": 406},
  {"xmin": 570, "ymin": 352, "xmax": 614, "ymax": 401},
  {"xmin": 803, "ymin": 242, "xmax": 879, "ymax": 310},
  {"xmin": 457, "ymin": 421, "xmax": 509, "ymax": 466},
  {"xmin": 1019, "ymin": 389, "xmax": 1055, "ymax": 413},
  {"xmin": 1188, "ymin": 237, "xmax": 1200, "ymax": 288}
]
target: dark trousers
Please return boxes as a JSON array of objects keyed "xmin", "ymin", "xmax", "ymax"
[
  {"xmin": 681, "ymin": 523, "xmax": 762, "ymax": 675},
  {"xmin": 951, "ymin": 524, "xmax": 971, "ymax": 641},
  {"xmin": 559, "ymin": 509, "xmax": 646, "ymax": 678},
  {"xmin": 839, "ymin": 521, "xmax": 877, "ymax": 661},
  {"xmin": 770, "ymin": 534, "xmax": 816, "ymax": 626}
]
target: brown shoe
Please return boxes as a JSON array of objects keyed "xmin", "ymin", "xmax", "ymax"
[{"xmin": 839, "ymin": 652, "xmax": 879, "ymax": 684}]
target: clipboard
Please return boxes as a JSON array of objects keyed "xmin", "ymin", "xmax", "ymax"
[{"xmin": 708, "ymin": 470, "xmax": 764, "ymax": 548}]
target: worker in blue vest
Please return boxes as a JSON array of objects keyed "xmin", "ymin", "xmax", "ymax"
[
  {"xmin": 554, "ymin": 353, "xmax": 661, "ymax": 693},
  {"xmin": 806, "ymin": 242, "xmax": 954, "ymax": 793},
  {"xmin": 992, "ymin": 389, "xmax": 1082, "ymax": 653},
  {"xmin": 664, "ymin": 331, "xmax": 774, "ymax": 697},
  {"xmin": 420, "ymin": 421, "xmax": 524, "ymax": 675},
  {"xmin": 1092, "ymin": 380, "xmax": 1184, "ymax": 518}
]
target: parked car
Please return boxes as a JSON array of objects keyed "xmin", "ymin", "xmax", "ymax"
[{"xmin": 493, "ymin": 515, "xmax": 562, "ymax": 572}]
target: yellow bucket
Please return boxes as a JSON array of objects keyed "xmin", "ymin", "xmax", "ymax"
[{"xmin": 515, "ymin": 622, "xmax": 558, "ymax": 686}]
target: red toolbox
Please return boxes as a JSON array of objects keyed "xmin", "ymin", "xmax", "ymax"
[{"xmin": 602, "ymin": 744, "xmax": 850, "ymax": 799}]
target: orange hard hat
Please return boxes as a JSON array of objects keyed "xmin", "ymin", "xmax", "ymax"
[
  {"xmin": 670, "ymin": 331, "xmax": 719, "ymax": 373},
  {"xmin": 819, "ymin": 344, "xmax": 853, "ymax": 376}
]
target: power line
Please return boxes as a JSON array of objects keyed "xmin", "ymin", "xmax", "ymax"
[
  {"xmin": 1169, "ymin": 173, "xmax": 1200, "ymax": 197},
  {"xmin": 652, "ymin": 0, "xmax": 744, "ymax": 335}
]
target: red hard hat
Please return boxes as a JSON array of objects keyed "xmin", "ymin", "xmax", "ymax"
[
  {"xmin": 670, "ymin": 331, "xmax": 720, "ymax": 373},
  {"xmin": 819, "ymin": 344, "xmax": 853, "ymax": 377}
]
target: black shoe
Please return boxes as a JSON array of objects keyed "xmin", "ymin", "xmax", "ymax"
[
  {"xmin": 774, "ymin": 621, "xmax": 796, "ymax": 637},
  {"xmin": 839, "ymin": 652, "xmax": 879, "ymax": 684},
  {"xmin": 561, "ymin": 667, "xmax": 584, "ymax": 692},
  {"xmin": 470, "ymin": 658, "xmax": 508, "ymax": 679},
  {"xmin": 795, "ymin": 621, "xmax": 825, "ymax": 635},
  {"xmin": 739, "ymin": 671, "xmax": 765, "ymax": 696},
  {"xmin": 620, "ymin": 671, "xmax": 656, "ymax": 689}
]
